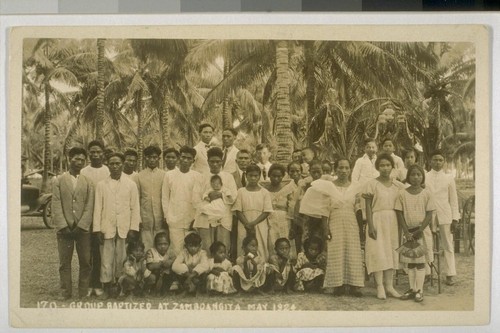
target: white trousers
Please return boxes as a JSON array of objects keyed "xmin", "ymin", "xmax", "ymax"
[{"xmin": 439, "ymin": 224, "xmax": 457, "ymax": 276}]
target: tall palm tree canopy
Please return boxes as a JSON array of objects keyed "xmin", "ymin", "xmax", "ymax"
[{"xmin": 22, "ymin": 38, "xmax": 475, "ymax": 183}]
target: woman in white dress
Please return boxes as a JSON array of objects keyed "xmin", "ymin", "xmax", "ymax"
[{"xmin": 364, "ymin": 153, "xmax": 405, "ymax": 300}]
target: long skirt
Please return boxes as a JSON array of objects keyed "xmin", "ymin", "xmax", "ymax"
[
  {"xmin": 365, "ymin": 210, "xmax": 399, "ymax": 274},
  {"xmin": 324, "ymin": 207, "xmax": 364, "ymax": 288}
]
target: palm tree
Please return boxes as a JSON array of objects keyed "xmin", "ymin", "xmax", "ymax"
[
  {"xmin": 130, "ymin": 39, "xmax": 205, "ymax": 149},
  {"xmin": 24, "ymin": 38, "xmax": 80, "ymax": 192},
  {"xmin": 96, "ymin": 38, "xmax": 106, "ymax": 141},
  {"xmin": 274, "ymin": 41, "xmax": 293, "ymax": 164}
]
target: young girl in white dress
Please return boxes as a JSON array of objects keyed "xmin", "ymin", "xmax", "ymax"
[
  {"xmin": 206, "ymin": 241, "xmax": 237, "ymax": 295},
  {"xmin": 395, "ymin": 164, "xmax": 435, "ymax": 302},
  {"xmin": 232, "ymin": 164, "xmax": 274, "ymax": 259},
  {"xmin": 364, "ymin": 153, "xmax": 405, "ymax": 300}
]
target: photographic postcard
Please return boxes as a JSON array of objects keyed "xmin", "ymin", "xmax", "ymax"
[{"xmin": 7, "ymin": 22, "xmax": 490, "ymax": 328}]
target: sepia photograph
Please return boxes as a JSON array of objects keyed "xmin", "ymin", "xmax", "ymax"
[{"xmin": 7, "ymin": 23, "xmax": 490, "ymax": 328}]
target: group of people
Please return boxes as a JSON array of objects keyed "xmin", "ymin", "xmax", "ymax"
[{"xmin": 51, "ymin": 123, "xmax": 460, "ymax": 303}]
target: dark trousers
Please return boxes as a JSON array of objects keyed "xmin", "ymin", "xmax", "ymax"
[
  {"xmin": 57, "ymin": 228, "xmax": 91, "ymax": 297},
  {"xmin": 89, "ymin": 233, "xmax": 102, "ymax": 289},
  {"xmin": 230, "ymin": 215, "xmax": 239, "ymax": 262}
]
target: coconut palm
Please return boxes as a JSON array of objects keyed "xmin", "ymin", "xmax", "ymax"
[
  {"xmin": 96, "ymin": 38, "xmax": 106, "ymax": 141},
  {"xmin": 274, "ymin": 41, "xmax": 293, "ymax": 164},
  {"xmin": 24, "ymin": 38, "xmax": 80, "ymax": 192}
]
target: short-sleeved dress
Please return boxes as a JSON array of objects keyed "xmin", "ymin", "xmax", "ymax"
[
  {"xmin": 323, "ymin": 183, "xmax": 365, "ymax": 288},
  {"xmin": 394, "ymin": 189, "xmax": 435, "ymax": 264},
  {"xmin": 267, "ymin": 181, "xmax": 296, "ymax": 256},
  {"xmin": 364, "ymin": 179, "xmax": 405, "ymax": 274},
  {"xmin": 232, "ymin": 187, "xmax": 274, "ymax": 259},
  {"xmin": 231, "ymin": 255, "xmax": 269, "ymax": 291},
  {"xmin": 206, "ymin": 258, "xmax": 237, "ymax": 294}
]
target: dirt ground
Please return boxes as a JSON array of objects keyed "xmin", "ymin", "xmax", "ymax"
[{"xmin": 18, "ymin": 216, "xmax": 474, "ymax": 311}]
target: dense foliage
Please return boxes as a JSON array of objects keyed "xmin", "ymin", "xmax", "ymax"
[{"xmin": 21, "ymin": 38, "xmax": 476, "ymax": 191}]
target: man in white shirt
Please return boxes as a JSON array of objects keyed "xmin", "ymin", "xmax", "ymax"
[
  {"xmin": 93, "ymin": 153, "xmax": 140, "ymax": 299},
  {"xmin": 221, "ymin": 128, "xmax": 239, "ymax": 174},
  {"xmin": 351, "ymin": 138, "xmax": 379, "ymax": 241},
  {"xmin": 352, "ymin": 138, "xmax": 379, "ymax": 185},
  {"xmin": 192, "ymin": 123, "xmax": 214, "ymax": 174},
  {"xmin": 136, "ymin": 145, "xmax": 166, "ymax": 251},
  {"xmin": 193, "ymin": 147, "xmax": 238, "ymax": 253},
  {"xmin": 381, "ymin": 138, "xmax": 406, "ymax": 181},
  {"xmin": 80, "ymin": 140, "xmax": 110, "ymax": 297},
  {"xmin": 255, "ymin": 143, "xmax": 273, "ymax": 182},
  {"xmin": 425, "ymin": 150, "xmax": 460, "ymax": 286},
  {"xmin": 163, "ymin": 147, "xmax": 179, "ymax": 171},
  {"xmin": 162, "ymin": 146, "xmax": 200, "ymax": 255},
  {"xmin": 122, "ymin": 149, "xmax": 138, "ymax": 181}
]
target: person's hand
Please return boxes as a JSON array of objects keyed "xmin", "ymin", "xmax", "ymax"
[
  {"xmin": 404, "ymin": 232, "xmax": 414, "ymax": 241},
  {"xmin": 362, "ymin": 193, "xmax": 374, "ymax": 200},
  {"xmin": 451, "ymin": 220, "xmax": 458, "ymax": 234},
  {"xmin": 326, "ymin": 231, "xmax": 332, "ymax": 242},
  {"xmin": 126, "ymin": 230, "xmax": 140, "ymax": 243},
  {"xmin": 208, "ymin": 191, "xmax": 223, "ymax": 201},
  {"xmin": 368, "ymin": 226, "xmax": 377, "ymax": 240},
  {"xmin": 98, "ymin": 232, "xmax": 105, "ymax": 245}
]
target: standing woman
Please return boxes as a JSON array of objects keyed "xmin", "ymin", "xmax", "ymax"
[
  {"xmin": 323, "ymin": 159, "xmax": 365, "ymax": 297},
  {"xmin": 364, "ymin": 153, "xmax": 405, "ymax": 300}
]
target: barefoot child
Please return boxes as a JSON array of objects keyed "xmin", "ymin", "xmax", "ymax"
[
  {"xmin": 172, "ymin": 233, "xmax": 209, "ymax": 295},
  {"xmin": 118, "ymin": 240, "xmax": 155, "ymax": 297},
  {"xmin": 200, "ymin": 175, "xmax": 226, "ymax": 222},
  {"xmin": 294, "ymin": 237, "xmax": 326, "ymax": 292},
  {"xmin": 231, "ymin": 235, "xmax": 271, "ymax": 293},
  {"xmin": 206, "ymin": 241, "xmax": 237, "ymax": 295},
  {"xmin": 268, "ymin": 238, "xmax": 295, "ymax": 293},
  {"xmin": 145, "ymin": 232, "xmax": 177, "ymax": 295},
  {"xmin": 395, "ymin": 164, "xmax": 435, "ymax": 302}
]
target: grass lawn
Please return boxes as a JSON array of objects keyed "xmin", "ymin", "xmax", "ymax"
[{"xmin": 19, "ymin": 217, "xmax": 474, "ymax": 311}]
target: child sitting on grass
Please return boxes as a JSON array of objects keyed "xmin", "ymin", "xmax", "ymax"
[
  {"xmin": 294, "ymin": 237, "xmax": 326, "ymax": 292},
  {"xmin": 118, "ymin": 240, "xmax": 155, "ymax": 297},
  {"xmin": 231, "ymin": 235, "xmax": 272, "ymax": 294},
  {"xmin": 172, "ymin": 232, "xmax": 209, "ymax": 295},
  {"xmin": 268, "ymin": 238, "xmax": 295, "ymax": 293},
  {"xmin": 206, "ymin": 241, "xmax": 237, "ymax": 295},
  {"xmin": 145, "ymin": 232, "xmax": 177, "ymax": 296}
]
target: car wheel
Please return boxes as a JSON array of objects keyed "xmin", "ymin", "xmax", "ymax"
[{"xmin": 43, "ymin": 197, "xmax": 54, "ymax": 229}]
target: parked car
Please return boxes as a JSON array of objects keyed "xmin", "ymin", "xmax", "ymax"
[{"xmin": 21, "ymin": 170, "xmax": 55, "ymax": 228}]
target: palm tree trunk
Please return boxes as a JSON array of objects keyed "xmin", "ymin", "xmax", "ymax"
[
  {"xmin": 304, "ymin": 40, "xmax": 316, "ymax": 146},
  {"xmin": 274, "ymin": 41, "xmax": 293, "ymax": 164},
  {"xmin": 160, "ymin": 96, "xmax": 169, "ymax": 150},
  {"xmin": 96, "ymin": 38, "xmax": 106, "ymax": 142},
  {"xmin": 136, "ymin": 90, "xmax": 144, "ymax": 171},
  {"xmin": 222, "ymin": 59, "xmax": 232, "ymax": 129},
  {"xmin": 41, "ymin": 83, "xmax": 52, "ymax": 193}
]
